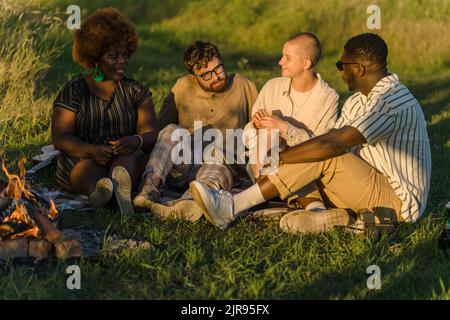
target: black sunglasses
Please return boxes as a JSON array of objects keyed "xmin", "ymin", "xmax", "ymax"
[{"xmin": 335, "ymin": 61, "xmax": 360, "ymax": 71}]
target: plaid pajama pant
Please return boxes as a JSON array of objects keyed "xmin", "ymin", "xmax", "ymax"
[{"xmin": 144, "ymin": 124, "xmax": 236, "ymax": 200}]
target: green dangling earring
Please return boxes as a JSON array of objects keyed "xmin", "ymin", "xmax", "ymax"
[{"xmin": 92, "ymin": 64, "xmax": 105, "ymax": 82}]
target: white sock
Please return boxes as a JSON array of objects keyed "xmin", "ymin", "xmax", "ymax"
[
  {"xmin": 233, "ymin": 184, "xmax": 265, "ymax": 217},
  {"xmin": 305, "ymin": 201, "xmax": 326, "ymax": 211}
]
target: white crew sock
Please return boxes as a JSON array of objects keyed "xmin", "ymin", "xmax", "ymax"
[
  {"xmin": 305, "ymin": 201, "xmax": 326, "ymax": 211},
  {"xmin": 233, "ymin": 183, "xmax": 265, "ymax": 217}
]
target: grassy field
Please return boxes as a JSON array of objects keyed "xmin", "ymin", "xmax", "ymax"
[{"xmin": 0, "ymin": 0, "xmax": 449, "ymax": 299}]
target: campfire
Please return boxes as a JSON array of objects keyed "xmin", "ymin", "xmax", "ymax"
[{"xmin": 0, "ymin": 159, "xmax": 82, "ymax": 260}]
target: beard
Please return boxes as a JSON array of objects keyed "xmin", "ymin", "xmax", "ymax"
[
  {"xmin": 211, "ymin": 77, "xmax": 227, "ymax": 92},
  {"xmin": 198, "ymin": 75, "xmax": 228, "ymax": 93}
]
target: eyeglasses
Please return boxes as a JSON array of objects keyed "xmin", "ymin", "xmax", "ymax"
[
  {"xmin": 196, "ymin": 63, "xmax": 225, "ymax": 81},
  {"xmin": 335, "ymin": 61, "xmax": 360, "ymax": 71}
]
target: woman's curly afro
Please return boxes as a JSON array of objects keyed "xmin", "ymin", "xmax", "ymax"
[{"xmin": 72, "ymin": 7, "xmax": 138, "ymax": 68}]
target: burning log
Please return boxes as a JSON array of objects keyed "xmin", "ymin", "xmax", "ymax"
[
  {"xmin": 1, "ymin": 199, "xmax": 39, "ymax": 238},
  {"xmin": 29, "ymin": 204, "xmax": 62, "ymax": 243},
  {"xmin": 0, "ymin": 220, "xmax": 31, "ymax": 238},
  {"xmin": 0, "ymin": 159, "xmax": 82, "ymax": 260},
  {"xmin": 26, "ymin": 203, "xmax": 82, "ymax": 258}
]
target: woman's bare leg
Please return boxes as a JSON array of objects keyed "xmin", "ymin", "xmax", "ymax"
[
  {"xmin": 110, "ymin": 150, "xmax": 148, "ymax": 190},
  {"xmin": 69, "ymin": 159, "xmax": 109, "ymax": 196}
]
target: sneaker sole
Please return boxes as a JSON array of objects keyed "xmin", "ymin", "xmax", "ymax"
[
  {"xmin": 89, "ymin": 178, "xmax": 113, "ymax": 207},
  {"xmin": 148, "ymin": 202, "xmax": 175, "ymax": 219},
  {"xmin": 189, "ymin": 181, "xmax": 219, "ymax": 227},
  {"xmin": 133, "ymin": 195, "xmax": 157, "ymax": 210},
  {"xmin": 279, "ymin": 209, "xmax": 350, "ymax": 234},
  {"xmin": 174, "ymin": 199, "xmax": 203, "ymax": 222},
  {"xmin": 112, "ymin": 166, "xmax": 134, "ymax": 216},
  {"xmin": 132, "ymin": 179, "xmax": 161, "ymax": 209},
  {"xmin": 252, "ymin": 207, "xmax": 289, "ymax": 221},
  {"xmin": 149, "ymin": 199, "xmax": 203, "ymax": 222}
]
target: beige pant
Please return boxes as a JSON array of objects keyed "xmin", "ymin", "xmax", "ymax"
[
  {"xmin": 247, "ymin": 163, "xmax": 323, "ymax": 207},
  {"xmin": 268, "ymin": 152, "xmax": 403, "ymax": 223},
  {"xmin": 246, "ymin": 131, "xmax": 323, "ymax": 207}
]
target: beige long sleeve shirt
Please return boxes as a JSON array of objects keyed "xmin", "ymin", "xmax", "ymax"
[{"xmin": 244, "ymin": 74, "xmax": 339, "ymax": 152}]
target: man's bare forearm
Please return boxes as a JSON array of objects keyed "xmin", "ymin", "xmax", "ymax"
[
  {"xmin": 279, "ymin": 127, "xmax": 364, "ymax": 164},
  {"xmin": 279, "ymin": 135, "xmax": 346, "ymax": 164}
]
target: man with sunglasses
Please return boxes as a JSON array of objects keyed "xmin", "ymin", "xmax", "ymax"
[
  {"xmin": 190, "ymin": 33, "xmax": 431, "ymax": 233},
  {"xmin": 133, "ymin": 41, "xmax": 258, "ymax": 221}
]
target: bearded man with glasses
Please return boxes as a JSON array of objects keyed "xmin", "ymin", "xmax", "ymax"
[{"xmin": 133, "ymin": 41, "xmax": 258, "ymax": 221}]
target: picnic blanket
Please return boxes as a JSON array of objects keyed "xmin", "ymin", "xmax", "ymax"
[{"xmin": 30, "ymin": 145, "xmax": 290, "ymax": 217}]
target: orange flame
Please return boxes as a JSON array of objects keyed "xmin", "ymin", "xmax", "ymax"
[
  {"xmin": 1, "ymin": 158, "xmax": 55, "ymax": 240},
  {"xmin": 48, "ymin": 198, "xmax": 58, "ymax": 220},
  {"xmin": 10, "ymin": 226, "xmax": 40, "ymax": 239},
  {"xmin": 3, "ymin": 203, "xmax": 31, "ymax": 225},
  {"xmin": 1, "ymin": 159, "xmax": 33, "ymax": 200}
]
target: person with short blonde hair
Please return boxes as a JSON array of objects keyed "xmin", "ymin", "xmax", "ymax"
[{"xmin": 244, "ymin": 32, "xmax": 338, "ymax": 211}]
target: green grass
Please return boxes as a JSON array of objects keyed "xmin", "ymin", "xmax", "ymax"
[{"xmin": 0, "ymin": 0, "xmax": 449, "ymax": 299}]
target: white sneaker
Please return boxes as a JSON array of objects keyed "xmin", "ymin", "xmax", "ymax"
[
  {"xmin": 279, "ymin": 208, "xmax": 350, "ymax": 234},
  {"xmin": 133, "ymin": 177, "xmax": 161, "ymax": 208},
  {"xmin": 112, "ymin": 166, "xmax": 134, "ymax": 216},
  {"xmin": 88, "ymin": 178, "xmax": 113, "ymax": 207},
  {"xmin": 189, "ymin": 181, "xmax": 234, "ymax": 230},
  {"xmin": 145, "ymin": 199, "xmax": 203, "ymax": 222}
]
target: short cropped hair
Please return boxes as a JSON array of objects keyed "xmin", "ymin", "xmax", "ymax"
[
  {"xmin": 344, "ymin": 33, "xmax": 388, "ymax": 65},
  {"xmin": 288, "ymin": 32, "xmax": 322, "ymax": 66},
  {"xmin": 72, "ymin": 7, "xmax": 138, "ymax": 68},
  {"xmin": 183, "ymin": 41, "xmax": 222, "ymax": 74}
]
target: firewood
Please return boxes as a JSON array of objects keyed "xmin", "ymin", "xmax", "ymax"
[
  {"xmin": 55, "ymin": 239, "xmax": 82, "ymax": 259},
  {"xmin": 0, "ymin": 223, "xmax": 15, "ymax": 238},
  {"xmin": 0, "ymin": 199, "xmax": 15, "ymax": 221},
  {"xmin": 54, "ymin": 230, "xmax": 82, "ymax": 258},
  {"xmin": 0, "ymin": 239, "xmax": 29, "ymax": 259},
  {"xmin": 0, "ymin": 222, "xmax": 30, "ymax": 239},
  {"xmin": 28, "ymin": 205, "xmax": 62, "ymax": 244},
  {"xmin": 28, "ymin": 239, "xmax": 52, "ymax": 259},
  {"xmin": 0, "ymin": 239, "xmax": 53, "ymax": 259}
]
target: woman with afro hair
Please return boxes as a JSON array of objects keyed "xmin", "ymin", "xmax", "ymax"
[{"xmin": 52, "ymin": 8, "xmax": 158, "ymax": 215}]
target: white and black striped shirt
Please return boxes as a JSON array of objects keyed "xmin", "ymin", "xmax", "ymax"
[{"xmin": 335, "ymin": 73, "xmax": 431, "ymax": 222}]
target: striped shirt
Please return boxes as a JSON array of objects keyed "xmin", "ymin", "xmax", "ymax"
[
  {"xmin": 53, "ymin": 75, "xmax": 151, "ymax": 185},
  {"xmin": 335, "ymin": 73, "xmax": 431, "ymax": 222}
]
